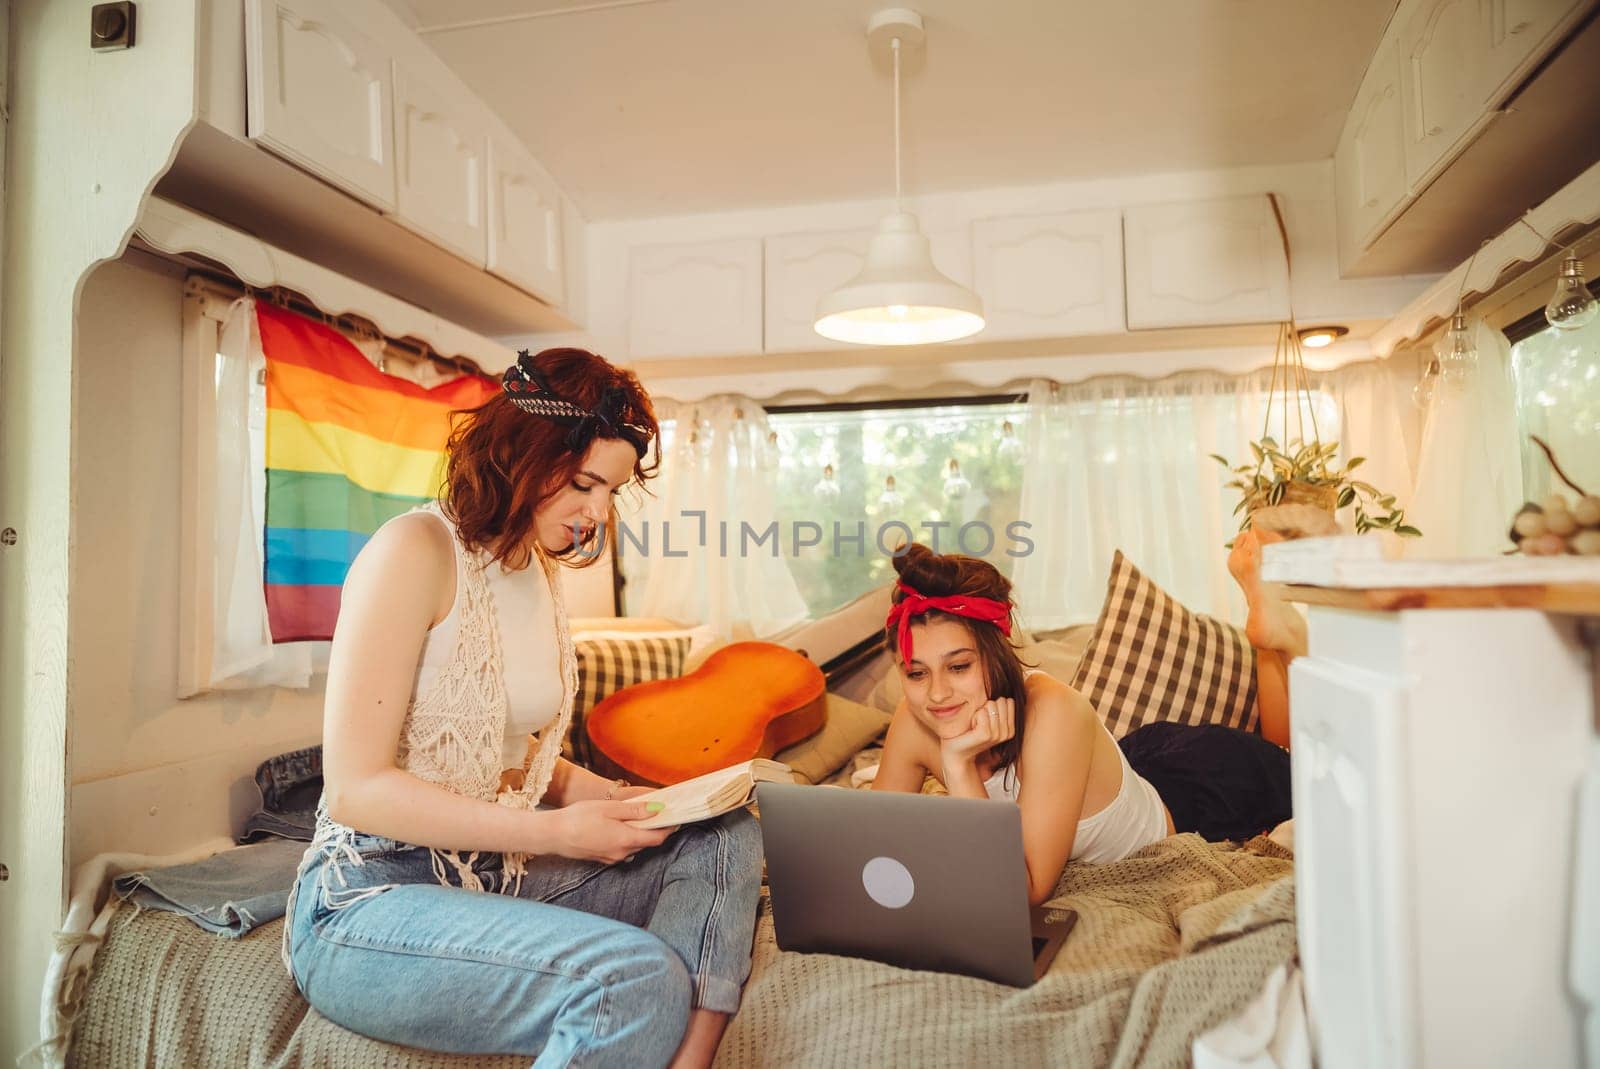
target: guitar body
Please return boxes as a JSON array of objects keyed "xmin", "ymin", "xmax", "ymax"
[{"xmin": 584, "ymin": 642, "xmax": 827, "ymax": 786}]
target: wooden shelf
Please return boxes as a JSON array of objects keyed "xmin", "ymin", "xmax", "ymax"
[{"xmin": 1282, "ymin": 583, "xmax": 1600, "ymax": 616}]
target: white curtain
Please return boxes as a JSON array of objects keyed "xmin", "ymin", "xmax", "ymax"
[
  {"xmin": 1406, "ymin": 319, "xmax": 1524, "ymax": 558},
  {"xmin": 205, "ymin": 297, "xmax": 313, "ymax": 691},
  {"xmin": 1011, "ymin": 361, "xmax": 1416, "ymax": 629},
  {"xmin": 623, "ymin": 397, "xmax": 809, "ymax": 638}
]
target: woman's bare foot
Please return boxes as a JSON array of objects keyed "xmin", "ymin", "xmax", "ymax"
[{"xmin": 1228, "ymin": 528, "xmax": 1307, "ymax": 658}]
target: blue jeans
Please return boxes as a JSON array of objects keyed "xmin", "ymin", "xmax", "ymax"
[{"xmin": 286, "ymin": 809, "xmax": 763, "ymax": 1068}]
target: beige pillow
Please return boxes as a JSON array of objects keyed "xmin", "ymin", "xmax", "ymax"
[{"xmin": 775, "ymin": 694, "xmax": 891, "ymax": 784}]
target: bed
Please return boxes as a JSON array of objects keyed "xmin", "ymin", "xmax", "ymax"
[{"xmin": 58, "ymin": 579, "xmax": 1298, "ymax": 1067}]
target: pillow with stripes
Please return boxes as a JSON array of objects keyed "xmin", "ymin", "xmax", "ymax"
[
  {"xmin": 1070, "ymin": 551, "xmax": 1258, "ymax": 738},
  {"xmin": 567, "ymin": 634, "xmax": 692, "ymax": 768}
]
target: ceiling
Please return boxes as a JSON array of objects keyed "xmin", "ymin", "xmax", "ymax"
[{"xmin": 384, "ymin": 0, "xmax": 1398, "ymax": 220}]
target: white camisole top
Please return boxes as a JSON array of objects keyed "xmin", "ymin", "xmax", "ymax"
[
  {"xmin": 982, "ymin": 672, "xmax": 1169, "ymax": 864},
  {"xmin": 411, "ymin": 512, "xmax": 565, "ymax": 770}
]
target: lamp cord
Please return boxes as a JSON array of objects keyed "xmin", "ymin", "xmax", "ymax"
[{"xmin": 893, "ymin": 37, "xmax": 903, "ymax": 212}]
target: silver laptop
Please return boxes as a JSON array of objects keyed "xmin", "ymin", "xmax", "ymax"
[{"xmin": 756, "ymin": 782, "xmax": 1075, "ymax": 987}]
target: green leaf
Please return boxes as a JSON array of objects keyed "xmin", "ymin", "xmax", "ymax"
[
  {"xmin": 1395, "ymin": 525, "xmax": 1423, "ymax": 537},
  {"xmin": 1209, "ymin": 453, "xmax": 1232, "ymax": 467},
  {"xmin": 1268, "ymin": 481, "xmax": 1286, "ymax": 505},
  {"xmin": 1260, "ymin": 437, "xmax": 1279, "ymax": 453},
  {"xmin": 1249, "ymin": 441, "xmax": 1265, "ymax": 465},
  {"xmin": 1337, "ymin": 487, "xmax": 1356, "ymax": 508},
  {"xmin": 1346, "ymin": 456, "xmax": 1366, "ymax": 471}
]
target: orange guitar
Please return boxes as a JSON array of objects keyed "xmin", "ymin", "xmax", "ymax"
[{"xmin": 584, "ymin": 641, "xmax": 826, "ymax": 786}]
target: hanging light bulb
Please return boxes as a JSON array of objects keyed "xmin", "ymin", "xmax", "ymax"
[
  {"xmin": 1438, "ymin": 312, "xmax": 1478, "ymax": 391},
  {"xmin": 1412, "ymin": 358, "xmax": 1441, "ymax": 410},
  {"xmin": 942, "ymin": 458, "xmax": 970, "ymax": 499},
  {"xmin": 1545, "ymin": 253, "xmax": 1598, "ymax": 330},
  {"xmin": 996, "ymin": 419, "xmax": 1024, "ymax": 460},
  {"xmin": 813, "ymin": 10, "xmax": 985, "ymax": 346},
  {"xmin": 813, "ymin": 463, "xmax": 841, "ymax": 501},
  {"xmin": 878, "ymin": 474, "xmax": 905, "ymax": 510}
]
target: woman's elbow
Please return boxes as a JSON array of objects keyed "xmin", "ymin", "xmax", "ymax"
[{"xmin": 1027, "ymin": 872, "xmax": 1062, "ymax": 908}]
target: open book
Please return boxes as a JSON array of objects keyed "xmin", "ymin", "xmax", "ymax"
[{"xmin": 629, "ymin": 759, "xmax": 793, "ymax": 830}]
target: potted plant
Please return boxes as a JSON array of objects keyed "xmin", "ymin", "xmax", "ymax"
[{"xmin": 1211, "ymin": 437, "xmax": 1421, "ymax": 538}]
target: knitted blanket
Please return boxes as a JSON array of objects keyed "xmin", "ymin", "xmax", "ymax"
[
  {"xmin": 69, "ymin": 834, "xmax": 1292, "ymax": 1068},
  {"xmin": 714, "ymin": 833, "xmax": 1296, "ymax": 1069}
]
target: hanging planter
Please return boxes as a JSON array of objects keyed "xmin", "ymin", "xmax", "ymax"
[{"xmin": 1210, "ymin": 197, "xmax": 1420, "ymax": 544}]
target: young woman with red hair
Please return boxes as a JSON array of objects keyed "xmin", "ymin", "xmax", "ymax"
[{"xmin": 285, "ymin": 349, "xmax": 760, "ymax": 1069}]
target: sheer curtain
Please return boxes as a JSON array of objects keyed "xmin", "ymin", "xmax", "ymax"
[
  {"xmin": 1011, "ymin": 361, "xmax": 1415, "ymax": 629},
  {"xmin": 1406, "ymin": 320, "xmax": 1524, "ymax": 557},
  {"xmin": 206, "ymin": 297, "xmax": 314, "ymax": 691},
  {"xmin": 622, "ymin": 397, "xmax": 809, "ymax": 638}
]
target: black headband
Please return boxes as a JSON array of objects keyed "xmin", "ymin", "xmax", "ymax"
[{"xmin": 501, "ymin": 351, "xmax": 650, "ymax": 456}]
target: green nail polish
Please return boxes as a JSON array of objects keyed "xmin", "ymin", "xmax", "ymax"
[{"xmin": 647, "ymin": 802, "xmax": 665, "ymax": 813}]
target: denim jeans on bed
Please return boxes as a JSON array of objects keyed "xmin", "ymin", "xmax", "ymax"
[{"xmin": 286, "ymin": 809, "xmax": 763, "ymax": 1069}]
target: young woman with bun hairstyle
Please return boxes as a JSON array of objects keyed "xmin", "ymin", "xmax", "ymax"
[
  {"xmin": 285, "ymin": 348, "xmax": 761, "ymax": 1069},
  {"xmin": 873, "ymin": 543, "xmax": 1290, "ymax": 905}
]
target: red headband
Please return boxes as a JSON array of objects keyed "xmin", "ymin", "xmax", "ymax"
[{"xmin": 884, "ymin": 582, "xmax": 1013, "ymax": 664}]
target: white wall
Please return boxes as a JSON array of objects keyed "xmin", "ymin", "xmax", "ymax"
[
  {"xmin": 68, "ymin": 255, "xmax": 328, "ymax": 866},
  {"xmin": 0, "ymin": 1, "xmax": 199, "ymax": 1054}
]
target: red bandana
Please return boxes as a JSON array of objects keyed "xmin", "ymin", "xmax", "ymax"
[{"xmin": 884, "ymin": 582, "xmax": 1013, "ymax": 664}]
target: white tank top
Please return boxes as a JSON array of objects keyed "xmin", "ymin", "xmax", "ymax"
[
  {"xmin": 982, "ymin": 673, "xmax": 1170, "ymax": 864},
  {"xmin": 411, "ymin": 515, "xmax": 564, "ymax": 771}
]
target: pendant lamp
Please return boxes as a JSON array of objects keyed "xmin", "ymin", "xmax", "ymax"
[{"xmin": 814, "ymin": 9, "xmax": 985, "ymax": 346}]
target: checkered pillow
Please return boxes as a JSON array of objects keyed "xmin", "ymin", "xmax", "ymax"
[
  {"xmin": 567, "ymin": 634, "xmax": 692, "ymax": 767},
  {"xmin": 1070, "ymin": 552, "xmax": 1258, "ymax": 738}
]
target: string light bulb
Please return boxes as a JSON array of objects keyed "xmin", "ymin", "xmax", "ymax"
[
  {"xmin": 1545, "ymin": 253, "xmax": 1598, "ymax": 330},
  {"xmin": 942, "ymin": 458, "xmax": 970, "ymax": 499}
]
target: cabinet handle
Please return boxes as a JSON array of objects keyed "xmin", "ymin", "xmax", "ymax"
[
  {"xmin": 1427, "ymin": 124, "xmax": 1444, "ymax": 136},
  {"xmin": 1510, "ymin": 19, "xmax": 1531, "ymax": 34}
]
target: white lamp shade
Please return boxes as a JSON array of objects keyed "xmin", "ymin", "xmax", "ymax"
[{"xmin": 814, "ymin": 212, "xmax": 985, "ymax": 345}]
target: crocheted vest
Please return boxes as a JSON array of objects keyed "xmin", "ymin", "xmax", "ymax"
[{"xmin": 294, "ymin": 503, "xmax": 578, "ymax": 910}]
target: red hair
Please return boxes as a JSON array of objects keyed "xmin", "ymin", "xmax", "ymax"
[{"xmin": 440, "ymin": 348, "xmax": 659, "ymax": 570}]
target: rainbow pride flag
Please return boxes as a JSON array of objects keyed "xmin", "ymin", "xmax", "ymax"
[{"xmin": 260, "ymin": 303, "xmax": 497, "ymax": 641}]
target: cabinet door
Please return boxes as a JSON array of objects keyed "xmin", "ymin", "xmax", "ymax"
[
  {"xmin": 1290, "ymin": 657, "xmax": 1420, "ymax": 1069},
  {"xmin": 1398, "ymin": 0, "xmax": 1490, "ymax": 189},
  {"xmin": 764, "ymin": 230, "xmax": 870, "ymax": 353},
  {"xmin": 1335, "ymin": 39, "xmax": 1410, "ymax": 266},
  {"xmin": 486, "ymin": 138, "xmax": 565, "ymax": 306},
  {"xmin": 629, "ymin": 239, "xmax": 763, "ymax": 359},
  {"xmin": 1481, "ymin": 0, "xmax": 1582, "ymax": 105},
  {"xmin": 245, "ymin": 0, "xmax": 396, "ymax": 210},
  {"xmin": 971, "ymin": 209, "xmax": 1124, "ymax": 340},
  {"xmin": 393, "ymin": 62, "xmax": 487, "ymax": 264},
  {"xmin": 1123, "ymin": 196, "xmax": 1290, "ymax": 329}
]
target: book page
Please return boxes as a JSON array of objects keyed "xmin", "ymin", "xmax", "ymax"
[{"xmin": 627, "ymin": 759, "xmax": 790, "ymax": 829}]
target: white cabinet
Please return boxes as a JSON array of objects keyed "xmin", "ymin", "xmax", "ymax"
[
  {"xmin": 628, "ymin": 239, "xmax": 764, "ymax": 359},
  {"xmin": 392, "ymin": 63, "xmax": 487, "ymax": 264},
  {"xmin": 487, "ymin": 137, "xmax": 566, "ymax": 306},
  {"xmin": 1482, "ymin": 0, "xmax": 1583, "ymax": 105},
  {"xmin": 1122, "ymin": 196, "xmax": 1290, "ymax": 329},
  {"xmin": 246, "ymin": 0, "xmax": 397, "ymax": 210},
  {"xmin": 245, "ymin": 0, "xmax": 570, "ymax": 310},
  {"xmin": 1397, "ymin": 0, "xmax": 1492, "ymax": 189},
  {"xmin": 1286, "ymin": 598, "xmax": 1593, "ymax": 1069},
  {"xmin": 970, "ymin": 209, "xmax": 1124, "ymax": 341},
  {"xmin": 764, "ymin": 230, "xmax": 871, "ymax": 353},
  {"xmin": 1335, "ymin": 39, "xmax": 1410, "ymax": 268}
]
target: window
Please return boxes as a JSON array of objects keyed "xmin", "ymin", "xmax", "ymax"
[
  {"xmin": 765, "ymin": 398, "xmax": 1027, "ymax": 617},
  {"xmin": 1508, "ymin": 291, "xmax": 1600, "ymax": 502}
]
